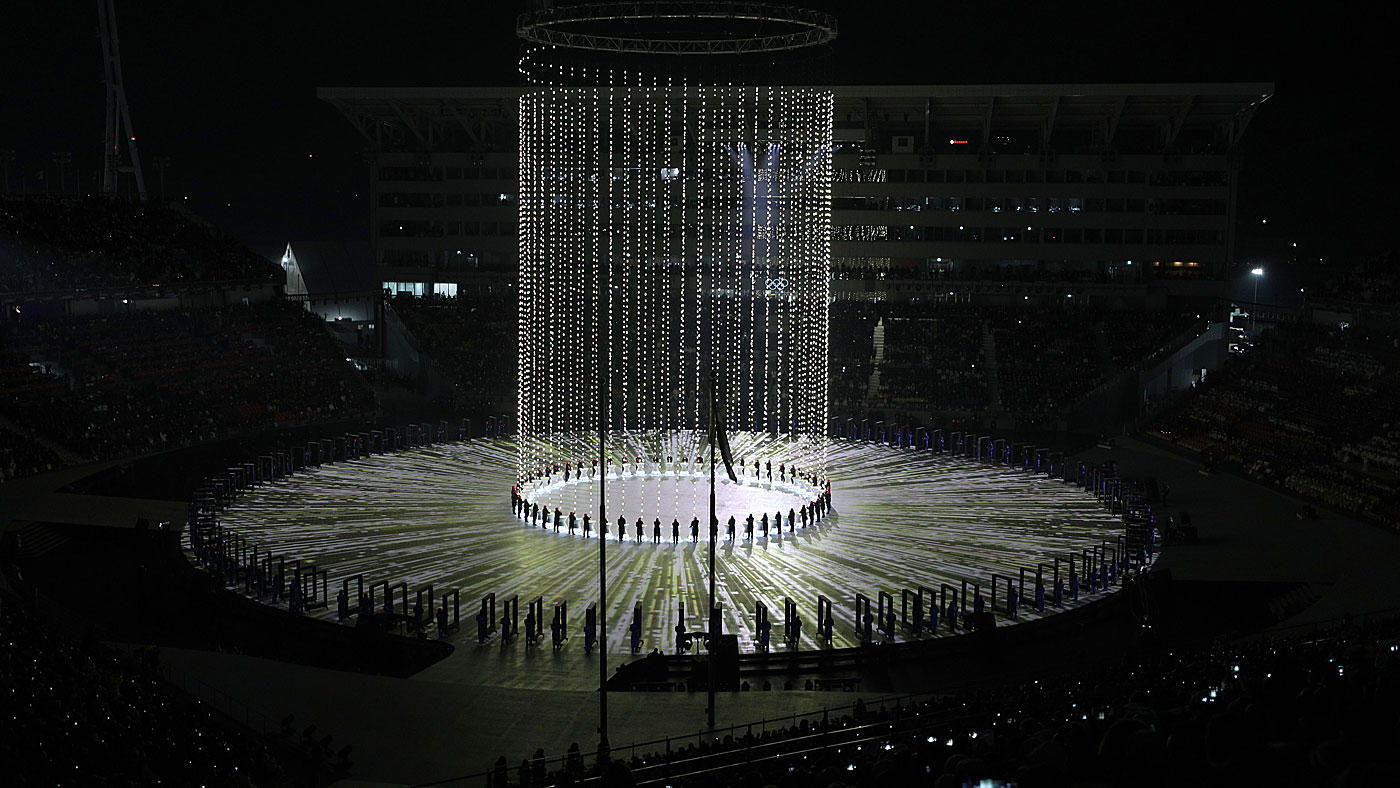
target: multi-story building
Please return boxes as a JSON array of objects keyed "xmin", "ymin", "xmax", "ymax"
[{"xmin": 320, "ymin": 82, "xmax": 1271, "ymax": 304}]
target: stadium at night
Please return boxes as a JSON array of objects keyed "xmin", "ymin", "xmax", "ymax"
[{"xmin": 4, "ymin": 2, "xmax": 1399, "ymax": 786}]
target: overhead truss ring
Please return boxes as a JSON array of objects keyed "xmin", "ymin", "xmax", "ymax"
[{"xmin": 516, "ymin": 1, "xmax": 837, "ymax": 55}]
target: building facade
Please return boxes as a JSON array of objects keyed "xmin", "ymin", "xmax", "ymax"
[{"xmin": 320, "ymin": 83, "xmax": 1272, "ymax": 305}]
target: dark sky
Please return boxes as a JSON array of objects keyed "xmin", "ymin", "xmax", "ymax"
[{"xmin": 3, "ymin": 1, "xmax": 1391, "ymax": 273}]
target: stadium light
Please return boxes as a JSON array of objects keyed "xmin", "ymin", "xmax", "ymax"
[{"xmin": 1249, "ymin": 267, "xmax": 1265, "ymax": 331}]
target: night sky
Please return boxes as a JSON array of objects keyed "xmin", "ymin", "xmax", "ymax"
[{"xmin": 3, "ymin": 1, "xmax": 1391, "ymax": 281}]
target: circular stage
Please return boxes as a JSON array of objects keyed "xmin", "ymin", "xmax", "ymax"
[
  {"xmin": 528, "ymin": 472, "xmax": 817, "ymax": 541},
  {"xmin": 216, "ymin": 434, "xmax": 1124, "ymax": 664}
]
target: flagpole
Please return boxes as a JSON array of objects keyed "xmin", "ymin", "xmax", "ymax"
[
  {"xmin": 707, "ymin": 375, "xmax": 716, "ymax": 730},
  {"xmin": 598, "ymin": 182, "xmax": 610, "ymax": 765}
]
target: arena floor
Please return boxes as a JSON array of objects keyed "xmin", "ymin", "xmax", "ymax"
[
  {"xmin": 215, "ymin": 433, "xmax": 1125, "ymax": 688},
  {"xmin": 138, "ymin": 434, "xmax": 1400, "ymax": 785}
]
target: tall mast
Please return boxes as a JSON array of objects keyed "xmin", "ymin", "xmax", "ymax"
[{"xmin": 98, "ymin": 0, "xmax": 146, "ymax": 200}]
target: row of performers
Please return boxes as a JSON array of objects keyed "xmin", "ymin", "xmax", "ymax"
[
  {"xmin": 508, "ymin": 485, "xmax": 834, "ymax": 542},
  {"xmin": 518, "ymin": 457, "xmax": 823, "ymax": 489}
]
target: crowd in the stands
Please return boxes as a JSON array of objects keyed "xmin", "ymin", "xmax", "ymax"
[
  {"xmin": 1304, "ymin": 251, "xmax": 1400, "ymax": 307},
  {"xmin": 994, "ymin": 308, "xmax": 1199, "ymax": 425},
  {"xmin": 830, "ymin": 300, "xmax": 1197, "ymax": 427},
  {"xmin": 0, "ymin": 198, "xmax": 280, "ymax": 293},
  {"xmin": 1150, "ymin": 320, "xmax": 1400, "ymax": 530},
  {"xmin": 389, "ymin": 291, "xmax": 516, "ymax": 415},
  {"xmin": 0, "ymin": 591, "xmax": 348, "ymax": 786},
  {"xmin": 502, "ymin": 616, "xmax": 1400, "ymax": 787},
  {"xmin": 874, "ymin": 304, "xmax": 991, "ymax": 415},
  {"xmin": 0, "ymin": 301, "xmax": 376, "ymax": 471},
  {"xmin": 832, "ymin": 260, "xmax": 1151, "ymax": 284},
  {"xmin": 0, "ymin": 420, "xmax": 66, "ymax": 482}
]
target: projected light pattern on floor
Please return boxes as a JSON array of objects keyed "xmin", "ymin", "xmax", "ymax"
[
  {"xmin": 218, "ymin": 437, "xmax": 1121, "ymax": 661},
  {"xmin": 529, "ymin": 475, "xmax": 812, "ymax": 541},
  {"xmin": 516, "ymin": 430, "xmax": 826, "ymax": 540}
]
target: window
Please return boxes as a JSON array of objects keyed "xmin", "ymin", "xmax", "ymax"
[
  {"xmin": 384, "ymin": 281, "xmax": 426, "ymax": 296},
  {"xmin": 433, "ymin": 283, "xmax": 458, "ymax": 298}
]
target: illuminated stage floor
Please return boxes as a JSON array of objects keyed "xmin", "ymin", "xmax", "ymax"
[
  {"xmin": 216, "ymin": 435, "xmax": 1123, "ymax": 686},
  {"xmin": 528, "ymin": 472, "xmax": 815, "ymax": 539}
]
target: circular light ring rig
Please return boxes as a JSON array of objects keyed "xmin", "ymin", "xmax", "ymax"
[{"xmin": 516, "ymin": 2, "xmax": 838, "ymax": 55}]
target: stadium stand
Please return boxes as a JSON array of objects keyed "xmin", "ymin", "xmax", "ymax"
[
  {"xmin": 1305, "ymin": 251, "xmax": 1400, "ymax": 307},
  {"xmin": 0, "ymin": 302, "xmax": 376, "ymax": 470},
  {"xmin": 387, "ymin": 291, "xmax": 515, "ymax": 415},
  {"xmin": 0, "ymin": 589, "xmax": 349, "ymax": 786},
  {"xmin": 1150, "ymin": 321, "xmax": 1400, "ymax": 531},
  {"xmin": 830, "ymin": 300, "xmax": 1199, "ymax": 427},
  {"xmin": 992, "ymin": 307, "xmax": 1199, "ymax": 426},
  {"xmin": 497, "ymin": 615, "xmax": 1400, "ymax": 787},
  {"xmin": 833, "ymin": 259, "xmax": 1132, "ymax": 284},
  {"xmin": 0, "ymin": 198, "xmax": 279, "ymax": 293}
]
